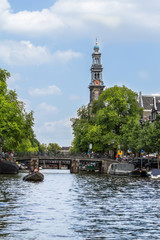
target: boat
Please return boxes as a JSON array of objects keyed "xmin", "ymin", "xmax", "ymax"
[
  {"xmin": 150, "ymin": 169, "xmax": 160, "ymax": 180},
  {"xmin": 0, "ymin": 159, "xmax": 19, "ymax": 174},
  {"xmin": 108, "ymin": 163, "xmax": 135, "ymax": 175},
  {"xmin": 129, "ymin": 168, "xmax": 148, "ymax": 177},
  {"xmin": 86, "ymin": 164, "xmax": 96, "ymax": 172},
  {"xmin": 23, "ymin": 171, "xmax": 44, "ymax": 182}
]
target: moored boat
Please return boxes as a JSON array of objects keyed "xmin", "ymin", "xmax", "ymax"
[
  {"xmin": 0, "ymin": 159, "xmax": 19, "ymax": 174},
  {"xmin": 129, "ymin": 168, "xmax": 148, "ymax": 177},
  {"xmin": 150, "ymin": 169, "xmax": 160, "ymax": 180},
  {"xmin": 108, "ymin": 163, "xmax": 135, "ymax": 176},
  {"xmin": 23, "ymin": 171, "xmax": 44, "ymax": 182}
]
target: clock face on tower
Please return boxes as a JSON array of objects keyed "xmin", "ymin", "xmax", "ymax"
[{"xmin": 94, "ymin": 80, "xmax": 99, "ymax": 85}]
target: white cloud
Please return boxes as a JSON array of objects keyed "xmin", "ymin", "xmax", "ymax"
[
  {"xmin": 54, "ymin": 50, "xmax": 83, "ymax": 62},
  {"xmin": 37, "ymin": 102, "xmax": 58, "ymax": 113},
  {"xmin": 36, "ymin": 118, "xmax": 71, "ymax": 134},
  {"xmin": 0, "ymin": 40, "xmax": 51, "ymax": 65},
  {"xmin": 29, "ymin": 85, "xmax": 61, "ymax": 96},
  {"xmin": 0, "ymin": 0, "xmax": 10, "ymax": 11},
  {"xmin": 0, "ymin": 1, "xmax": 64, "ymax": 34},
  {"xmin": 152, "ymin": 93, "xmax": 160, "ymax": 96},
  {"xmin": 0, "ymin": 40, "xmax": 82, "ymax": 66},
  {"xmin": 1, "ymin": 0, "xmax": 160, "ymax": 39},
  {"xmin": 44, "ymin": 119, "xmax": 71, "ymax": 132},
  {"xmin": 34, "ymin": 118, "xmax": 73, "ymax": 146}
]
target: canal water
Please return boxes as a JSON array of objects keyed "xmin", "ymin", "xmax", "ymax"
[{"xmin": 0, "ymin": 169, "xmax": 160, "ymax": 240}]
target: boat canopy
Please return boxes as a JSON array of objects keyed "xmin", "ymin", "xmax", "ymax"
[
  {"xmin": 151, "ymin": 169, "xmax": 160, "ymax": 176},
  {"xmin": 111, "ymin": 163, "xmax": 135, "ymax": 171}
]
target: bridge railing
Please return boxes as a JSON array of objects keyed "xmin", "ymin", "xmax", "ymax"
[{"xmin": 14, "ymin": 151, "xmax": 115, "ymax": 160}]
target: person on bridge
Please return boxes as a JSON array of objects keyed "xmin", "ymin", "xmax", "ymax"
[{"xmin": 88, "ymin": 150, "xmax": 90, "ymax": 158}]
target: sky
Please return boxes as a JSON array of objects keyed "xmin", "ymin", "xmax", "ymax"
[{"xmin": 0, "ymin": 0, "xmax": 160, "ymax": 147}]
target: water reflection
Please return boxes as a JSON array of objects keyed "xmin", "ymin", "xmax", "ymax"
[{"xmin": 0, "ymin": 170, "xmax": 160, "ymax": 239}]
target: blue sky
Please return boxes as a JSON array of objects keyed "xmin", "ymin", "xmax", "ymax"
[{"xmin": 0, "ymin": 0, "xmax": 160, "ymax": 146}]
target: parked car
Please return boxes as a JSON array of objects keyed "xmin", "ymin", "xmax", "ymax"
[
  {"xmin": 130, "ymin": 158, "xmax": 149, "ymax": 169},
  {"xmin": 145, "ymin": 157, "xmax": 160, "ymax": 170},
  {"xmin": 131, "ymin": 157, "xmax": 160, "ymax": 170}
]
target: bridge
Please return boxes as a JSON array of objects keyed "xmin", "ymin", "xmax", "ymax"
[{"xmin": 15, "ymin": 155, "xmax": 117, "ymax": 174}]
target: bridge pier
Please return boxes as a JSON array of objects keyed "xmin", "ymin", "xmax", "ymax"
[
  {"xmin": 43, "ymin": 160, "xmax": 46, "ymax": 169},
  {"xmin": 58, "ymin": 160, "xmax": 61, "ymax": 169},
  {"xmin": 30, "ymin": 158, "xmax": 39, "ymax": 169},
  {"xmin": 101, "ymin": 159, "xmax": 109, "ymax": 173},
  {"xmin": 70, "ymin": 159, "xmax": 79, "ymax": 173}
]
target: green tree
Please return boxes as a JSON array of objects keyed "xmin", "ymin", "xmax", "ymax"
[
  {"xmin": 120, "ymin": 119, "xmax": 142, "ymax": 155},
  {"xmin": 71, "ymin": 85, "xmax": 141, "ymax": 154},
  {"xmin": 139, "ymin": 121, "xmax": 155, "ymax": 155},
  {"xmin": 47, "ymin": 143, "xmax": 61, "ymax": 153},
  {"xmin": 39, "ymin": 144, "xmax": 48, "ymax": 153},
  {"xmin": 86, "ymin": 125, "xmax": 103, "ymax": 152},
  {"xmin": 71, "ymin": 105, "xmax": 92, "ymax": 152},
  {"xmin": 0, "ymin": 68, "xmax": 36, "ymax": 152},
  {"xmin": 152, "ymin": 115, "xmax": 160, "ymax": 155}
]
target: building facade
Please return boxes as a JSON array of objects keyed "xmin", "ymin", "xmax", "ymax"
[
  {"xmin": 138, "ymin": 92, "xmax": 160, "ymax": 121},
  {"xmin": 89, "ymin": 40, "xmax": 105, "ymax": 104}
]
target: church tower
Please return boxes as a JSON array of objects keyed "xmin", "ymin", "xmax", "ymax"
[{"xmin": 89, "ymin": 40, "xmax": 105, "ymax": 104}]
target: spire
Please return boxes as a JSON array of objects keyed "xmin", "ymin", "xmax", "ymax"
[{"xmin": 93, "ymin": 38, "xmax": 99, "ymax": 52}]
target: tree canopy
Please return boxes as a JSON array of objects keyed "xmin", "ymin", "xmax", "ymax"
[
  {"xmin": 0, "ymin": 68, "xmax": 39, "ymax": 152},
  {"xmin": 71, "ymin": 85, "xmax": 142, "ymax": 154},
  {"xmin": 71, "ymin": 85, "xmax": 160, "ymax": 157}
]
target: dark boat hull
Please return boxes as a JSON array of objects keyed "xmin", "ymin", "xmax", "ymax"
[
  {"xmin": 0, "ymin": 159, "xmax": 19, "ymax": 174},
  {"xmin": 23, "ymin": 172, "xmax": 44, "ymax": 182},
  {"xmin": 130, "ymin": 169, "xmax": 148, "ymax": 177}
]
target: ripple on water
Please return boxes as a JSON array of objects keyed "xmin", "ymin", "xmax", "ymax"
[{"xmin": 0, "ymin": 170, "xmax": 160, "ymax": 239}]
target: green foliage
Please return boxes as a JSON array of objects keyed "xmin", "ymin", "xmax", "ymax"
[
  {"xmin": 0, "ymin": 68, "xmax": 39, "ymax": 152},
  {"xmin": 139, "ymin": 121, "xmax": 155, "ymax": 154},
  {"xmin": 152, "ymin": 115, "xmax": 160, "ymax": 154},
  {"xmin": 16, "ymin": 139, "xmax": 39, "ymax": 153},
  {"xmin": 71, "ymin": 85, "xmax": 141, "ymax": 154},
  {"xmin": 120, "ymin": 119, "xmax": 142, "ymax": 153},
  {"xmin": 39, "ymin": 144, "xmax": 48, "ymax": 153},
  {"xmin": 47, "ymin": 143, "xmax": 61, "ymax": 152},
  {"xmin": 71, "ymin": 105, "xmax": 92, "ymax": 152},
  {"xmin": 86, "ymin": 125, "xmax": 103, "ymax": 152}
]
